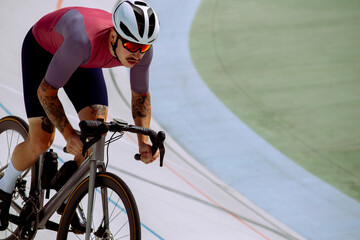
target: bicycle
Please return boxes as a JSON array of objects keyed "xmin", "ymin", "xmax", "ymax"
[{"xmin": 0, "ymin": 115, "xmax": 166, "ymax": 239}]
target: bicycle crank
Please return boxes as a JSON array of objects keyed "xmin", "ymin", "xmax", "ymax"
[{"xmin": 18, "ymin": 199, "xmax": 38, "ymax": 240}]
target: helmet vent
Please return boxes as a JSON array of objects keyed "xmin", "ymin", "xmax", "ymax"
[
  {"xmin": 120, "ymin": 22, "xmax": 139, "ymax": 42},
  {"xmin": 134, "ymin": 1, "xmax": 147, "ymax": 6},
  {"xmin": 148, "ymin": 9, "xmax": 155, "ymax": 38},
  {"xmin": 133, "ymin": 8, "xmax": 145, "ymax": 37}
]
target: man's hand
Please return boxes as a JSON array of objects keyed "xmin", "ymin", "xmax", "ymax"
[
  {"xmin": 66, "ymin": 133, "xmax": 83, "ymax": 156},
  {"xmin": 139, "ymin": 141, "xmax": 160, "ymax": 164}
]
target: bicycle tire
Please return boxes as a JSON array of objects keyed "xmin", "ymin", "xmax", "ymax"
[
  {"xmin": 57, "ymin": 172, "xmax": 141, "ymax": 240},
  {"xmin": 0, "ymin": 116, "xmax": 31, "ymax": 240}
]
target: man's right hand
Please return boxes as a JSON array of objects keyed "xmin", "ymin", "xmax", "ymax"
[{"xmin": 65, "ymin": 133, "xmax": 83, "ymax": 155}]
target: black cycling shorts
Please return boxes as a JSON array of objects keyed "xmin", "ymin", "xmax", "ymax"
[{"xmin": 21, "ymin": 28, "xmax": 108, "ymax": 118}]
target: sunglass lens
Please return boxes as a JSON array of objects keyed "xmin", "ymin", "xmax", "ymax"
[
  {"xmin": 140, "ymin": 44, "xmax": 151, "ymax": 53},
  {"xmin": 124, "ymin": 42, "xmax": 151, "ymax": 53},
  {"xmin": 124, "ymin": 43, "xmax": 136, "ymax": 52}
]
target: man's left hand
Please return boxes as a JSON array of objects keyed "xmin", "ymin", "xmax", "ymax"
[{"xmin": 139, "ymin": 141, "xmax": 160, "ymax": 164}]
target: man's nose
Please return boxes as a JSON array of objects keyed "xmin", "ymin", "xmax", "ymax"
[{"xmin": 133, "ymin": 50, "xmax": 141, "ymax": 58}]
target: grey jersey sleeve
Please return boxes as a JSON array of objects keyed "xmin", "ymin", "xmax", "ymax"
[
  {"xmin": 45, "ymin": 9, "xmax": 91, "ymax": 89},
  {"xmin": 129, "ymin": 47, "xmax": 153, "ymax": 93}
]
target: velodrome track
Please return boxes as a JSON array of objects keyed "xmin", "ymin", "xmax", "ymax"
[
  {"xmin": 0, "ymin": 0, "xmax": 359, "ymax": 239},
  {"xmin": 0, "ymin": 0, "xmax": 304, "ymax": 239},
  {"xmin": 149, "ymin": 1, "xmax": 360, "ymax": 240}
]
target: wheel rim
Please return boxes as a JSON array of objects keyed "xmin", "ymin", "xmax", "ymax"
[
  {"xmin": 59, "ymin": 175, "xmax": 140, "ymax": 240},
  {"xmin": 0, "ymin": 118, "xmax": 31, "ymax": 239}
]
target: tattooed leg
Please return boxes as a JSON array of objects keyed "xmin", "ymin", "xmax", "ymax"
[
  {"xmin": 11, "ymin": 117, "xmax": 55, "ymax": 171},
  {"xmin": 75, "ymin": 105, "xmax": 108, "ymax": 164},
  {"xmin": 78, "ymin": 104, "xmax": 108, "ymax": 121},
  {"xmin": 41, "ymin": 116, "xmax": 55, "ymax": 134},
  {"xmin": 88, "ymin": 105, "xmax": 108, "ymax": 120}
]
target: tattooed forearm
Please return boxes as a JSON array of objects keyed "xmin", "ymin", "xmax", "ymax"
[
  {"xmin": 131, "ymin": 92, "xmax": 151, "ymax": 142},
  {"xmin": 37, "ymin": 79, "xmax": 69, "ymax": 134},
  {"xmin": 131, "ymin": 93, "xmax": 151, "ymax": 119}
]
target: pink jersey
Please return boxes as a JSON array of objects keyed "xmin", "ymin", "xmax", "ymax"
[
  {"xmin": 32, "ymin": 7, "xmax": 120, "ymax": 68},
  {"xmin": 31, "ymin": 7, "xmax": 152, "ymax": 92}
]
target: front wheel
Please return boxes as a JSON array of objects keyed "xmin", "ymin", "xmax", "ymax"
[{"xmin": 57, "ymin": 172, "xmax": 141, "ymax": 240}]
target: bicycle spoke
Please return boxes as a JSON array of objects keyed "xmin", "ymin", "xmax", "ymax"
[
  {"xmin": 0, "ymin": 116, "xmax": 30, "ymax": 240},
  {"xmin": 58, "ymin": 174, "xmax": 140, "ymax": 240}
]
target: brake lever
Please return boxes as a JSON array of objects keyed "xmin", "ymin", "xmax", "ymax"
[
  {"xmin": 134, "ymin": 131, "xmax": 166, "ymax": 167},
  {"xmin": 63, "ymin": 136, "xmax": 98, "ymax": 157},
  {"xmin": 159, "ymin": 144, "xmax": 165, "ymax": 167},
  {"xmin": 152, "ymin": 131, "xmax": 165, "ymax": 167},
  {"xmin": 81, "ymin": 136, "xmax": 100, "ymax": 157}
]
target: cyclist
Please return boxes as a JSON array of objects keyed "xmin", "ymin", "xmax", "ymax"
[{"xmin": 0, "ymin": 0, "xmax": 160, "ymax": 232}]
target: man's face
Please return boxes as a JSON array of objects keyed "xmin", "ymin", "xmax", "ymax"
[{"xmin": 115, "ymin": 37, "xmax": 147, "ymax": 68}]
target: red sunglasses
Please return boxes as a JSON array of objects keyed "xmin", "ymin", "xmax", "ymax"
[{"xmin": 119, "ymin": 35, "xmax": 151, "ymax": 54}]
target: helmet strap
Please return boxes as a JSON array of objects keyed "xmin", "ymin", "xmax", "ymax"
[{"xmin": 111, "ymin": 34, "xmax": 121, "ymax": 62}]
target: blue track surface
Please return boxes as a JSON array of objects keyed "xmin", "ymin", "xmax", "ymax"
[{"xmin": 148, "ymin": 1, "xmax": 360, "ymax": 239}]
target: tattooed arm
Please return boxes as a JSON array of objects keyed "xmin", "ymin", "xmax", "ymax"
[
  {"xmin": 131, "ymin": 90, "xmax": 159, "ymax": 163},
  {"xmin": 132, "ymin": 90, "xmax": 151, "ymax": 134},
  {"xmin": 37, "ymin": 79, "xmax": 82, "ymax": 155}
]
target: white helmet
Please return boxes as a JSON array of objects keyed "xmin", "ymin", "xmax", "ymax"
[{"xmin": 112, "ymin": 0, "xmax": 160, "ymax": 44}]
